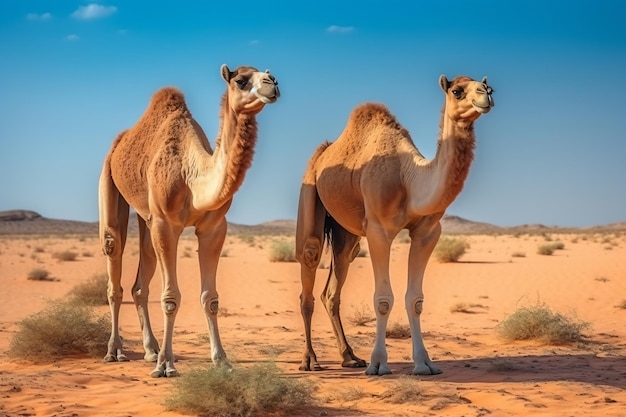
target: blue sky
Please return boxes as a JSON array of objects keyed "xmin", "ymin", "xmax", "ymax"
[{"xmin": 1, "ymin": 1, "xmax": 624, "ymax": 228}]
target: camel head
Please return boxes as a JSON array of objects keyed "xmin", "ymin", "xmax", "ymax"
[
  {"xmin": 439, "ymin": 75, "xmax": 494, "ymax": 123},
  {"xmin": 221, "ymin": 64, "xmax": 280, "ymax": 114}
]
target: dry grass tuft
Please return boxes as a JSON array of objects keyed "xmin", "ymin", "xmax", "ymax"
[
  {"xmin": 497, "ymin": 302, "xmax": 589, "ymax": 344},
  {"xmin": 381, "ymin": 376, "xmax": 422, "ymax": 403},
  {"xmin": 165, "ymin": 362, "xmax": 316, "ymax": 417},
  {"xmin": 386, "ymin": 321, "xmax": 411, "ymax": 339},
  {"xmin": 68, "ymin": 273, "xmax": 109, "ymax": 305},
  {"xmin": 616, "ymin": 300, "xmax": 626, "ymax": 310},
  {"xmin": 27, "ymin": 268, "xmax": 55, "ymax": 281},
  {"xmin": 8, "ymin": 300, "xmax": 110, "ymax": 360},
  {"xmin": 268, "ymin": 240, "xmax": 296, "ymax": 262},
  {"xmin": 434, "ymin": 237, "xmax": 469, "ymax": 262},
  {"xmin": 52, "ymin": 250, "xmax": 78, "ymax": 261},
  {"xmin": 537, "ymin": 241, "xmax": 565, "ymax": 255},
  {"xmin": 348, "ymin": 303, "xmax": 375, "ymax": 326}
]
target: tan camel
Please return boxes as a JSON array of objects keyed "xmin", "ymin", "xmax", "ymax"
[
  {"xmin": 296, "ymin": 75, "xmax": 494, "ymax": 375},
  {"xmin": 98, "ymin": 64, "xmax": 279, "ymax": 377}
]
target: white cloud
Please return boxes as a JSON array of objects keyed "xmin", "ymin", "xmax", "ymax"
[
  {"xmin": 66, "ymin": 34, "xmax": 80, "ymax": 41},
  {"xmin": 72, "ymin": 4, "xmax": 117, "ymax": 20},
  {"xmin": 27, "ymin": 12, "xmax": 52, "ymax": 21},
  {"xmin": 326, "ymin": 25, "xmax": 354, "ymax": 33}
]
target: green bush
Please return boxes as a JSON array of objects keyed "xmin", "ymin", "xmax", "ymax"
[
  {"xmin": 269, "ymin": 240, "xmax": 296, "ymax": 262},
  {"xmin": 165, "ymin": 362, "xmax": 316, "ymax": 417},
  {"xmin": 8, "ymin": 301, "xmax": 110, "ymax": 360},
  {"xmin": 497, "ymin": 303, "xmax": 589, "ymax": 344},
  {"xmin": 434, "ymin": 237, "xmax": 469, "ymax": 262}
]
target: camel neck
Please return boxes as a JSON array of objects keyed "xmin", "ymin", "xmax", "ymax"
[
  {"xmin": 407, "ymin": 110, "xmax": 475, "ymax": 215},
  {"xmin": 189, "ymin": 94, "xmax": 258, "ymax": 211}
]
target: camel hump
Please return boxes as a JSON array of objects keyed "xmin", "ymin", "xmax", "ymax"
[
  {"xmin": 149, "ymin": 87, "xmax": 188, "ymax": 113},
  {"xmin": 347, "ymin": 102, "xmax": 407, "ymax": 133}
]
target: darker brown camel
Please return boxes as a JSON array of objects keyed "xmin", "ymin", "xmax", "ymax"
[
  {"xmin": 99, "ymin": 64, "xmax": 279, "ymax": 377},
  {"xmin": 296, "ymin": 75, "xmax": 494, "ymax": 375}
]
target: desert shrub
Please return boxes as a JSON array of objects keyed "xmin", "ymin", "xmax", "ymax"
[
  {"xmin": 537, "ymin": 244, "xmax": 554, "ymax": 255},
  {"xmin": 69, "ymin": 273, "xmax": 109, "ymax": 305},
  {"xmin": 450, "ymin": 302, "xmax": 472, "ymax": 313},
  {"xmin": 537, "ymin": 242, "xmax": 565, "ymax": 255},
  {"xmin": 8, "ymin": 301, "xmax": 110, "ymax": 360},
  {"xmin": 496, "ymin": 303, "xmax": 589, "ymax": 344},
  {"xmin": 434, "ymin": 237, "xmax": 469, "ymax": 262},
  {"xmin": 52, "ymin": 250, "xmax": 78, "ymax": 261},
  {"xmin": 348, "ymin": 303, "xmax": 375, "ymax": 326},
  {"xmin": 386, "ymin": 322, "xmax": 411, "ymax": 339},
  {"xmin": 510, "ymin": 251, "xmax": 526, "ymax": 258},
  {"xmin": 27, "ymin": 268, "xmax": 53, "ymax": 281},
  {"xmin": 269, "ymin": 240, "xmax": 296, "ymax": 262},
  {"xmin": 165, "ymin": 362, "xmax": 316, "ymax": 417},
  {"xmin": 381, "ymin": 376, "xmax": 422, "ymax": 403},
  {"xmin": 617, "ymin": 300, "xmax": 626, "ymax": 310}
]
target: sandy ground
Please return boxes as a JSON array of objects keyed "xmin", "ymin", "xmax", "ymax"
[{"xmin": 0, "ymin": 231, "xmax": 625, "ymax": 416}]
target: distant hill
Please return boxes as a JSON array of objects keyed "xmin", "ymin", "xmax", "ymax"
[{"xmin": 1, "ymin": 210, "xmax": 624, "ymax": 236}]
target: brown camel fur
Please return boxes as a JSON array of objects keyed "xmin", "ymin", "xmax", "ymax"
[
  {"xmin": 296, "ymin": 75, "xmax": 494, "ymax": 375},
  {"xmin": 98, "ymin": 64, "xmax": 279, "ymax": 377}
]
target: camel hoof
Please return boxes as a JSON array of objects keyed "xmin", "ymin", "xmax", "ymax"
[
  {"xmin": 150, "ymin": 368, "xmax": 165, "ymax": 378},
  {"xmin": 365, "ymin": 363, "xmax": 392, "ymax": 376},
  {"xmin": 342, "ymin": 358, "xmax": 367, "ymax": 368},
  {"xmin": 165, "ymin": 369, "xmax": 179, "ymax": 378},
  {"xmin": 144, "ymin": 352, "xmax": 158, "ymax": 362},
  {"xmin": 412, "ymin": 363, "xmax": 442, "ymax": 375},
  {"xmin": 299, "ymin": 362, "xmax": 323, "ymax": 372},
  {"xmin": 103, "ymin": 354, "xmax": 117, "ymax": 363},
  {"xmin": 117, "ymin": 353, "xmax": 129, "ymax": 362}
]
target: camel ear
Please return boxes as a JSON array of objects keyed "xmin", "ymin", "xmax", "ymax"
[
  {"xmin": 220, "ymin": 64, "xmax": 231, "ymax": 82},
  {"xmin": 481, "ymin": 76, "xmax": 488, "ymax": 85},
  {"xmin": 439, "ymin": 75, "xmax": 450, "ymax": 92}
]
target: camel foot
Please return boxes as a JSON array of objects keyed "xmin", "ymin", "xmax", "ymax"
[
  {"xmin": 104, "ymin": 352, "xmax": 128, "ymax": 362},
  {"xmin": 411, "ymin": 362, "xmax": 442, "ymax": 375},
  {"xmin": 298, "ymin": 354, "xmax": 324, "ymax": 372},
  {"xmin": 144, "ymin": 352, "xmax": 158, "ymax": 362},
  {"xmin": 365, "ymin": 362, "xmax": 392, "ymax": 376},
  {"xmin": 341, "ymin": 358, "xmax": 367, "ymax": 368},
  {"xmin": 151, "ymin": 363, "xmax": 179, "ymax": 378}
]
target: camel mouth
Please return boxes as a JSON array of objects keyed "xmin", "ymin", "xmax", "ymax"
[
  {"xmin": 472, "ymin": 102, "xmax": 491, "ymax": 114},
  {"xmin": 255, "ymin": 88, "xmax": 279, "ymax": 104}
]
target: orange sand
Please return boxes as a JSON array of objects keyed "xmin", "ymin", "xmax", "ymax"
[{"xmin": 1, "ymin": 232, "xmax": 625, "ymax": 416}]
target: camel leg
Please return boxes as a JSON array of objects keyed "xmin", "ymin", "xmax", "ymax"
[
  {"xmin": 364, "ymin": 223, "xmax": 394, "ymax": 376},
  {"xmin": 99, "ymin": 159, "xmax": 130, "ymax": 363},
  {"xmin": 406, "ymin": 218, "xmax": 443, "ymax": 375},
  {"xmin": 321, "ymin": 221, "xmax": 367, "ymax": 368},
  {"xmin": 196, "ymin": 217, "xmax": 228, "ymax": 365},
  {"xmin": 295, "ymin": 183, "xmax": 326, "ymax": 371},
  {"xmin": 131, "ymin": 215, "xmax": 160, "ymax": 362},
  {"xmin": 149, "ymin": 217, "xmax": 182, "ymax": 378}
]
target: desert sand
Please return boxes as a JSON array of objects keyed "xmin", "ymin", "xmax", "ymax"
[{"xmin": 1, "ymin": 230, "xmax": 625, "ymax": 416}]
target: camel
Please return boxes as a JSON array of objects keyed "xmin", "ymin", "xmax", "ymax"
[
  {"xmin": 296, "ymin": 74, "xmax": 494, "ymax": 375},
  {"xmin": 98, "ymin": 64, "xmax": 279, "ymax": 377}
]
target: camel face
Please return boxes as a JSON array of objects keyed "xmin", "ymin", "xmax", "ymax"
[
  {"xmin": 221, "ymin": 65, "xmax": 280, "ymax": 114},
  {"xmin": 439, "ymin": 75, "xmax": 494, "ymax": 122}
]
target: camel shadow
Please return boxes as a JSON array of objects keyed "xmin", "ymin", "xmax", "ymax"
[{"xmin": 383, "ymin": 354, "xmax": 626, "ymax": 389}]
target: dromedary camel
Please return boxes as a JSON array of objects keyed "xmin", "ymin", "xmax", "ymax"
[
  {"xmin": 296, "ymin": 74, "xmax": 494, "ymax": 375},
  {"xmin": 98, "ymin": 64, "xmax": 279, "ymax": 377}
]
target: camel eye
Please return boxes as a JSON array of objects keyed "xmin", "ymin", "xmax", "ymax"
[
  {"xmin": 236, "ymin": 78, "xmax": 248, "ymax": 89},
  {"xmin": 451, "ymin": 89, "xmax": 462, "ymax": 99}
]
